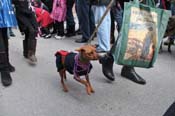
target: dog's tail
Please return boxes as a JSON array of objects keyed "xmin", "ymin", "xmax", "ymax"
[{"xmin": 55, "ymin": 50, "xmax": 69, "ymax": 72}]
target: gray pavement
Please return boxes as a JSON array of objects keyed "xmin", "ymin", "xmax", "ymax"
[{"xmin": 0, "ymin": 29, "xmax": 175, "ymax": 116}]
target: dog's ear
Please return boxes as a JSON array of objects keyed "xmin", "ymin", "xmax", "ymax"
[{"xmin": 75, "ymin": 47, "xmax": 85, "ymax": 53}]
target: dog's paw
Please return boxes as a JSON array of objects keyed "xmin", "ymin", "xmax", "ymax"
[
  {"xmin": 86, "ymin": 87, "xmax": 91, "ymax": 95},
  {"xmin": 63, "ymin": 88, "xmax": 69, "ymax": 92},
  {"xmin": 63, "ymin": 86, "xmax": 69, "ymax": 92},
  {"xmin": 90, "ymin": 88, "xmax": 95, "ymax": 93}
]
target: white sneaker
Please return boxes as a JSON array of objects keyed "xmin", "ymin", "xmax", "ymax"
[
  {"xmin": 54, "ymin": 35, "xmax": 65, "ymax": 40},
  {"xmin": 45, "ymin": 34, "xmax": 51, "ymax": 38}
]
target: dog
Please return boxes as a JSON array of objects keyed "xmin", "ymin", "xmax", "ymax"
[{"xmin": 55, "ymin": 45, "xmax": 99, "ymax": 95}]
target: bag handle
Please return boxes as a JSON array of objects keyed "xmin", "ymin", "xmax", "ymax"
[{"xmin": 133, "ymin": 0, "xmax": 156, "ymax": 7}]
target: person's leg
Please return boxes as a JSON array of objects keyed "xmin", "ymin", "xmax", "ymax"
[
  {"xmin": 55, "ymin": 21, "xmax": 65, "ymax": 39},
  {"xmin": 75, "ymin": 0, "xmax": 91, "ymax": 43},
  {"xmin": 121, "ymin": 66, "xmax": 146, "ymax": 84},
  {"xmin": 89, "ymin": 5, "xmax": 96, "ymax": 36},
  {"xmin": 9, "ymin": 27, "xmax": 15, "ymax": 37},
  {"xmin": 23, "ymin": 30, "xmax": 29, "ymax": 58},
  {"xmin": 66, "ymin": 0, "xmax": 76, "ymax": 37},
  {"xmin": 95, "ymin": 6, "xmax": 111, "ymax": 52},
  {"xmin": 99, "ymin": 4, "xmax": 146, "ymax": 84},
  {"xmin": 99, "ymin": 52, "xmax": 115, "ymax": 81},
  {"xmin": 26, "ymin": 26, "xmax": 37, "ymax": 63},
  {"xmin": 41, "ymin": 27, "xmax": 51, "ymax": 38},
  {"xmin": 110, "ymin": 9, "xmax": 115, "ymax": 44},
  {"xmin": 58, "ymin": 22, "xmax": 65, "ymax": 37},
  {"xmin": 4, "ymin": 28, "xmax": 15, "ymax": 72},
  {"xmin": 51, "ymin": 21, "xmax": 58, "ymax": 34},
  {"xmin": 0, "ymin": 28, "xmax": 12, "ymax": 86}
]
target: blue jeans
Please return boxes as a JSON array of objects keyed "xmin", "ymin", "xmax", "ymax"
[
  {"xmin": 66, "ymin": 0, "xmax": 75, "ymax": 29},
  {"xmin": 171, "ymin": 3, "xmax": 175, "ymax": 16},
  {"xmin": 113, "ymin": 7, "xmax": 123, "ymax": 32},
  {"xmin": 92, "ymin": 6, "xmax": 111, "ymax": 51},
  {"xmin": 76, "ymin": 0, "xmax": 95, "ymax": 40}
]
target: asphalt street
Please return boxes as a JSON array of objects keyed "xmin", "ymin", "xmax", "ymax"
[{"xmin": 0, "ymin": 29, "xmax": 175, "ymax": 116}]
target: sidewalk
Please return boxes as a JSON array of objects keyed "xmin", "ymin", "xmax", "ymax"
[{"xmin": 0, "ymin": 28, "xmax": 175, "ymax": 116}]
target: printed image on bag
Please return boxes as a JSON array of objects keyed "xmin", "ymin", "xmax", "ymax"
[
  {"xmin": 112, "ymin": 0, "xmax": 171, "ymax": 68},
  {"xmin": 124, "ymin": 7, "xmax": 158, "ymax": 62}
]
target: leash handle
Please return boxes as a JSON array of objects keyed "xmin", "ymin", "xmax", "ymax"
[{"xmin": 86, "ymin": 0, "xmax": 114, "ymax": 45}]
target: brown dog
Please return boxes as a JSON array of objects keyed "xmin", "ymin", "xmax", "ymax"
[{"xmin": 55, "ymin": 45, "xmax": 99, "ymax": 95}]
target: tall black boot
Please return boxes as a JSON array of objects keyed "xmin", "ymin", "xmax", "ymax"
[
  {"xmin": 23, "ymin": 40, "xmax": 28, "ymax": 58},
  {"xmin": 4, "ymin": 33, "xmax": 15, "ymax": 72},
  {"xmin": 99, "ymin": 53, "xmax": 115, "ymax": 81},
  {"xmin": 65, "ymin": 25, "xmax": 75, "ymax": 37},
  {"xmin": 121, "ymin": 66, "xmax": 146, "ymax": 85},
  {"xmin": 0, "ymin": 53, "xmax": 12, "ymax": 86},
  {"xmin": 7, "ymin": 53, "xmax": 15, "ymax": 72}
]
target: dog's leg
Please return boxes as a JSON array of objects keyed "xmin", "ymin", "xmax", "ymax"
[
  {"xmin": 59, "ymin": 70, "xmax": 68, "ymax": 92},
  {"xmin": 85, "ymin": 75, "xmax": 94, "ymax": 93},
  {"xmin": 63, "ymin": 69, "xmax": 67, "ymax": 80},
  {"xmin": 74, "ymin": 76, "xmax": 91, "ymax": 95}
]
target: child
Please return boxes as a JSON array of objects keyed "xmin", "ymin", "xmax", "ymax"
[
  {"xmin": 35, "ymin": 7, "xmax": 53, "ymax": 38},
  {"xmin": 50, "ymin": 0, "xmax": 67, "ymax": 39}
]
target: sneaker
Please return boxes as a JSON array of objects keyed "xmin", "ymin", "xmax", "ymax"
[
  {"xmin": 75, "ymin": 38, "xmax": 88, "ymax": 43},
  {"xmin": 75, "ymin": 29, "xmax": 82, "ymax": 35},
  {"xmin": 41, "ymin": 33, "xmax": 46, "ymax": 37},
  {"xmin": 45, "ymin": 34, "xmax": 51, "ymax": 39},
  {"xmin": 55, "ymin": 35, "xmax": 65, "ymax": 40}
]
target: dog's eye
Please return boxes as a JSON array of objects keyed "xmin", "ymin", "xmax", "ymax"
[{"xmin": 88, "ymin": 52, "xmax": 93, "ymax": 55}]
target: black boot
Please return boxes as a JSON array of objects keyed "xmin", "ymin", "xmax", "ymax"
[
  {"xmin": 121, "ymin": 66, "xmax": 146, "ymax": 85},
  {"xmin": 27, "ymin": 39, "xmax": 37, "ymax": 64},
  {"xmin": 65, "ymin": 25, "xmax": 75, "ymax": 37},
  {"xmin": 75, "ymin": 28, "xmax": 82, "ymax": 35},
  {"xmin": 23, "ymin": 40, "xmax": 28, "ymax": 58},
  {"xmin": 0, "ymin": 52, "xmax": 12, "ymax": 86},
  {"xmin": 99, "ymin": 53, "xmax": 115, "ymax": 81},
  {"xmin": 5, "ymin": 41, "xmax": 15, "ymax": 72},
  {"xmin": 8, "ymin": 63, "xmax": 15, "ymax": 72},
  {"xmin": 1, "ymin": 71, "xmax": 12, "ymax": 86}
]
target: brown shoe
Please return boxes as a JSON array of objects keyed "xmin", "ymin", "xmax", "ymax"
[{"xmin": 28, "ymin": 51, "xmax": 37, "ymax": 64}]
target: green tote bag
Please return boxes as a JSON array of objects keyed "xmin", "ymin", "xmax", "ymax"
[{"xmin": 111, "ymin": 0, "xmax": 171, "ymax": 68}]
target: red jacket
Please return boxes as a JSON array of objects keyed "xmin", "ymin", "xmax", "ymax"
[{"xmin": 35, "ymin": 7, "xmax": 53, "ymax": 27}]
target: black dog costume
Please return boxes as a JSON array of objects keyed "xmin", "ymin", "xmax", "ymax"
[{"xmin": 55, "ymin": 50, "xmax": 93, "ymax": 77}]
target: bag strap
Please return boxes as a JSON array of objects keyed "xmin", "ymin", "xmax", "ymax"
[{"xmin": 133, "ymin": 0, "xmax": 156, "ymax": 7}]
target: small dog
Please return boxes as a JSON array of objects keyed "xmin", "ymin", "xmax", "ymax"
[{"xmin": 55, "ymin": 45, "xmax": 99, "ymax": 95}]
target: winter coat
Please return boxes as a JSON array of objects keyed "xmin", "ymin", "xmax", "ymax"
[
  {"xmin": 35, "ymin": 7, "xmax": 53, "ymax": 27},
  {"xmin": 13, "ymin": 0, "xmax": 38, "ymax": 32},
  {"xmin": 50, "ymin": 0, "xmax": 67, "ymax": 22},
  {"xmin": 90, "ymin": 0, "xmax": 111, "ymax": 6},
  {"xmin": 41, "ymin": 0, "xmax": 54, "ymax": 12},
  {"xmin": 0, "ymin": 0, "xmax": 17, "ymax": 28}
]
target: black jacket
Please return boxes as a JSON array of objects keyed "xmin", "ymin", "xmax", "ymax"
[
  {"xmin": 90, "ymin": 0, "xmax": 111, "ymax": 6},
  {"xmin": 12, "ymin": 0, "xmax": 38, "ymax": 32}
]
